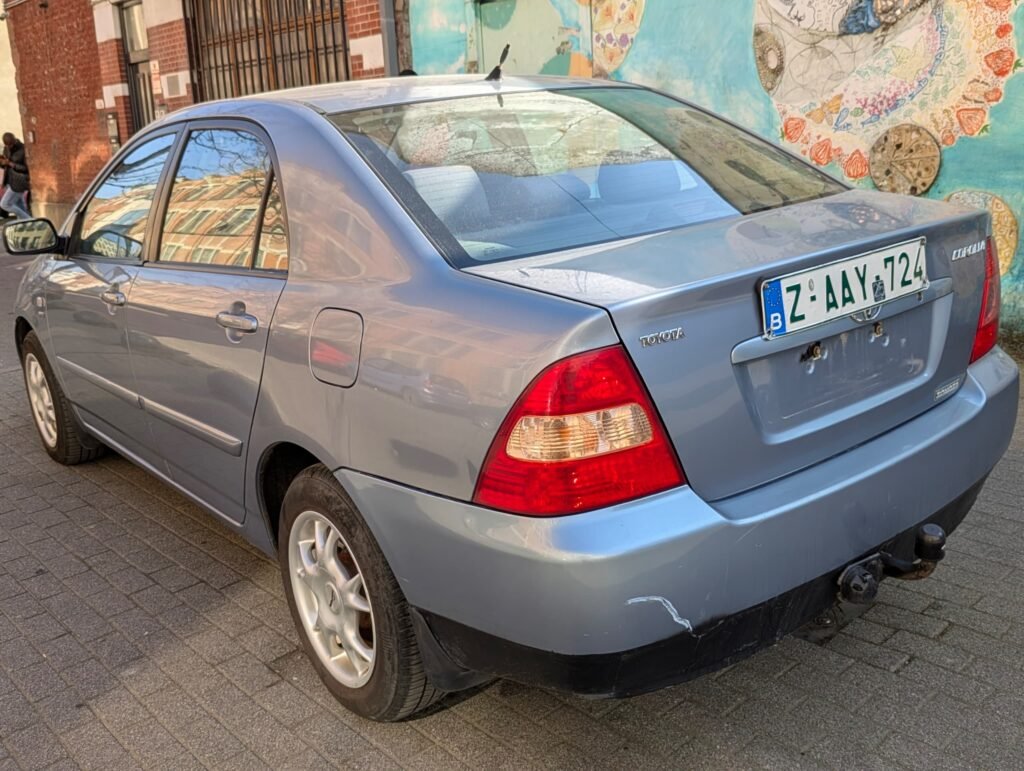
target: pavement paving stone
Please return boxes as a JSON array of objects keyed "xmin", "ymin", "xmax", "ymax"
[
  {"xmin": 862, "ymin": 603, "xmax": 950, "ymax": 639},
  {"xmin": 33, "ymin": 690, "xmax": 97, "ymax": 737},
  {"xmin": 62, "ymin": 721, "xmax": 135, "ymax": 770},
  {"xmin": 59, "ymin": 659, "xmax": 118, "ymax": 701},
  {"xmin": 10, "ymin": 662, "xmax": 66, "ymax": 704},
  {"xmin": 882, "ymin": 630, "xmax": 975, "ymax": 673},
  {"xmin": 4, "ymin": 724, "xmax": 68, "ymax": 771},
  {"xmin": 895, "ymin": 657, "xmax": 996, "ymax": 706},
  {"xmin": 824, "ymin": 634, "xmax": 912, "ymax": 673}
]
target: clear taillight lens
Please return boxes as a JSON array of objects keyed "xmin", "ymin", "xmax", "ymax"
[{"xmin": 505, "ymin": 404, "xmax": 654, "ymax": 462}]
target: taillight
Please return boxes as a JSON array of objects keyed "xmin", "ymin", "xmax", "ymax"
[
  {"xmin": 473, "ymin": 346, "xmax": 685, "ymax": 516},
  {"xmin": 970, "ymin": 236, "xmax": 1000, "ymax": 364}
]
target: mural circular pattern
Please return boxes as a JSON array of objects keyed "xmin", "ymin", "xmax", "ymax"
[
  {"xmin": 754, "ymin": 25, "xmax": 786, "ymax": 93},
  {"xmin": 947, "ymin": 190, "xmax": 1020, "ymax": 277},
  {"xmin": 869, "ymin": 123, "xmax": 941, "ymax": 195}
]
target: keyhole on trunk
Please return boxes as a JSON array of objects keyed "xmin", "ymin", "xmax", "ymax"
[{"xmin": 800, "ymin": 342, "xmax": 824, "ymax": 363}]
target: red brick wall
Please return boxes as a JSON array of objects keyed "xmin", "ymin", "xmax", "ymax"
[
  {"xmin": 147, "ymin": 18, "xmax": 195, "ymax": 113},
  {"xmin": 97, "ymin": 38, "xmax": 132, "ymax": 140},
  {"xmin": 345, "ymin": 0, "xmax": 386, "ymax": 79},
  {"xmin": 6, "ymin": 0, "xmax": 110, "ymax": 216}
]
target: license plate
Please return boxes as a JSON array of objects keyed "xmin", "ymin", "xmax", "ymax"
[{"xmin": 761, "ymin": 238, "xmax": 927, "ymax": 338}]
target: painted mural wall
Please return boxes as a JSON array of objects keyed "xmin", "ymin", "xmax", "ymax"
[{"xmin": 411, "ymin": 0, "xmax": 1024, "ymax": 329}]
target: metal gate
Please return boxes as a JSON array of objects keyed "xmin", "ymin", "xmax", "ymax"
[{"xmin": 184, "ymin": 0, "xmax": 350, "ymax": 102}]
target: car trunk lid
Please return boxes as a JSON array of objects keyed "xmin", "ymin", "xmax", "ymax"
[{"xmin": 468, "ymin": 190, "xmax": 991, "ymax": 501}]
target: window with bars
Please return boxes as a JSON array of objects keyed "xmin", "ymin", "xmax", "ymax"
[{"xmin": 184, "ymin": 0, "xmax": 350, "ymax": 102}]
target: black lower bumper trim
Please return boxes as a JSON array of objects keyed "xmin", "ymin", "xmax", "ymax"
[{"xmin": 412, "ymin": 478, "xmax": 985, "ymax": 697}]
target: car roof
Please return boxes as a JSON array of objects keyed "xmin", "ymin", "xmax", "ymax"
[{"xmin": 162, "ymin": 74, "xmax": 637, "ymax": 121}]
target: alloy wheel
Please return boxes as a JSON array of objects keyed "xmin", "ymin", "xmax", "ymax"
[
  {"xmin": 24, "ymin": 354, "xmax": 57, "ymax": 448},
  {"xmin": 288, "ymin": 510, "xmax": 376, "ymax": 688}
]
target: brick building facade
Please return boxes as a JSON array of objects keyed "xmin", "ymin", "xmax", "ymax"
[{"xmin": 4, "ymin": 0, "xmax": 398, "ymax": 223}]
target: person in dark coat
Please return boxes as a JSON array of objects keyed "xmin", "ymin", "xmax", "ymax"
[{"xmin": 1, "ymin": 133, "xmax": 31, "ymax": 220}]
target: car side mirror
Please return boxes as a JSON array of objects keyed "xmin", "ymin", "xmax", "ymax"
[{"xmin": 3, "ymin": 218, "xmax": 59, "ymax": 255}]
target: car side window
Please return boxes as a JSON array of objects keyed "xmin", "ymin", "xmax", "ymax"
[
  {"xmin": 159, "ymin": 128, "xmax": 271, "ymax": 268},
  {"xmin": 78, "ymin": 133, "xmax": 176, "ymax": 261},
  {"xmin": 253, "ymin": 172, "xmax": 288, "ymax": 272}
]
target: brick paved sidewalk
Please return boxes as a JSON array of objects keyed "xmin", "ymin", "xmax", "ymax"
[{"xmin": 2, "ymin": 254, "xmax": 1024, "ymax": 768}]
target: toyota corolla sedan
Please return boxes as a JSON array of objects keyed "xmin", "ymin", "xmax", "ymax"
[{"xmin": 7, "ymin": 75, "xmax": 1017, "ymax": 722}]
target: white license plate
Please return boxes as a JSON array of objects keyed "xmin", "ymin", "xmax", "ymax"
[{"xmin": 761, "ymin": 238, "xmax": 927, "ymax": 338}]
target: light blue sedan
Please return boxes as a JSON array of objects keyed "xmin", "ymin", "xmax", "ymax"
[{"xmin": 6, "ymin": 75, "xmax": 1017, "ymax": 721}]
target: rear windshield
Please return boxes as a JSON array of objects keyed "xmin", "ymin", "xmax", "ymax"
[{"xmin": 330, "ymin": 87, "xmax": 844, "ymax": 265}]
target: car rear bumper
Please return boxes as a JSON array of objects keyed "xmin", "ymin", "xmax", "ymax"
[
  {"xmin": 410, "ymin": 477, "xmax": 984, "ymax": 696},
  {"xmin": 336, "ymin": 347, "xmax": 1018, "ymax": 690}
]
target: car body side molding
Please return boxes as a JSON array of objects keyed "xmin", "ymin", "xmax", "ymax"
[
  {"xmin": 57, "ymin": 357, "xmax": 142, "ymax": 408},
  {"xmin": 140, "ymin": 397, "xmax": 244, "ymax": 456}
]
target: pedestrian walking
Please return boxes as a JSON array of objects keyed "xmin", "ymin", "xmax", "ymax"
[{"xmin": 0, "ymin": 133, "xmax": 31, "ymax": 220}]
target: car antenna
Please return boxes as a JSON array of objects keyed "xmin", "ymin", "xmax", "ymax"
[{"xmin": 485, "ymin": 44, "xmax": 510, "ymax": 82}]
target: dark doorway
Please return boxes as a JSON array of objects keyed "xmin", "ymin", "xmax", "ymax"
[
  {"xmin": 122, "ymin": 0, "xmax": 156, "ymax": 132},
  {"xmin": 184, "ymin": 0, "xmax": 350, "ymax": 102}
]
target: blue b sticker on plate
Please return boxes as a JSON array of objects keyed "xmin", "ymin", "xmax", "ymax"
[{"xmin": 762, "ymin": 280, "xmax": 786, "ymax": 336}]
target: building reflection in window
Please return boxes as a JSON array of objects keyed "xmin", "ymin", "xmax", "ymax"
[
  {"xmin": 254, "ymin": 174, "xmax": 288, "ymax": 271},
  {"xmin": 160, "ymin": 129, "xmax": 272, "ymax": 268},
  {"xmin": 79, "ymin": 133, "xmax": 175, "ymax": 260}
]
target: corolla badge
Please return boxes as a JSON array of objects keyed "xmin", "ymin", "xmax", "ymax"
[
  {"xmin": 640, "ymin": 327, "xmax": 685, "ymax": 348},
  {"xmin": 951, "ymin": 240, "xmax": 986, "ymax": 261}
]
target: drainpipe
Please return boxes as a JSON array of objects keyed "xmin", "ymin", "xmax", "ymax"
[{"xmin": 377, "ymin": 0, "xmax": 399, "ymax": 76}]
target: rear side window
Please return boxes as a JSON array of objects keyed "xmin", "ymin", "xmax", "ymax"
[
  {"xmin": 253, "ymin": 174, "xmax": 288, "ymax": 271},
  {"xmin": 78, "ymin": 133, "xmax": 176, "ymax": 260},
  {"xmin": 331, "ymin": 87, "xmax": 844, "ymax": 265},
  {"xmin": 159, "ymin": 128, "xmax": 273, "ymax": 268}
]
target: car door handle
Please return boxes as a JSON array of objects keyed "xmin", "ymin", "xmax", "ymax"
[
  {"xmin": 100, "ymin": 290, "xmax": 126, "ymax": 307},
  {"xmin": 216, "ymin": 311, "xmax": 259, "ymax": 333}
]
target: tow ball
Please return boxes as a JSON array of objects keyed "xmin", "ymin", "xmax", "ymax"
[{"xmin": 838, "ymin": 524, "xmax": 947, "ymax": 605}]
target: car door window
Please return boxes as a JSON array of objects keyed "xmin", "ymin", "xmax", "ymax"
[
  {"xmin": 159, "ymin": 128, "xmax": 272, "ymax": 268},
  {"xmin": 253, "ymin": 173, "xmax": 289, "ymax": 272},
  {"xmin": 78, "ymin": 133, "xmax": 176, "ymax": 260}
]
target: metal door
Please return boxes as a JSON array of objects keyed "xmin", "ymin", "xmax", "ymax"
[
  {"xmin": 126, "ymin": 270, "xmax": 284, "ymax": 523},
  {"xmin": 45, "ymin": 130, "xmax": 179, "ymax": 464},
  {"xmin": 124, "ymin": 122, "xmax": 287, "ymax": 524}
]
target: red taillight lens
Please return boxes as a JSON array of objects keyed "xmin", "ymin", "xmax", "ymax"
[
  {"xmin": 970, "ymin": 236, "xmax": 1000, "ymax": 364},
  {"xmin": 473, "ymin": 346, "xmax": 686, "ymax": 516}
]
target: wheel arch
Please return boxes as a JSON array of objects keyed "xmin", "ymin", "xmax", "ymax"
[
  {"xmin": 257, "ymin": 440, "xmax": 327, "ymax": 548},
  {"xmin": 14, "ymin": 315, "xmax": 33, "ymax": 360}
]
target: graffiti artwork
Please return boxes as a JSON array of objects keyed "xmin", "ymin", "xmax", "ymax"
[
  {"xmin": 755, "ymin": 0, "xmax": 1021, "ymax": 181},
  {"xmin": 592, "ymin": 0, "xmax": 646, "ymax": 76}
]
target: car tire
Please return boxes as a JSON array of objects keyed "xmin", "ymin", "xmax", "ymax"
[
  {"xmin": 278, "ymin": 465, "xmax": 445, "ymax": 721},
  {"xmin": 20, "ymin": 331, "xmax": 105, "ymax": 465}
]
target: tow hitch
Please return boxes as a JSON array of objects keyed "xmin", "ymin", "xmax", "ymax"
[
  {"xmin": 796, "ymin": 524, "xmax": 948, "ymax": 644},
  {"xmin": 838, "ymin": 523, "xmax": 947, "ymax": 604}
]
